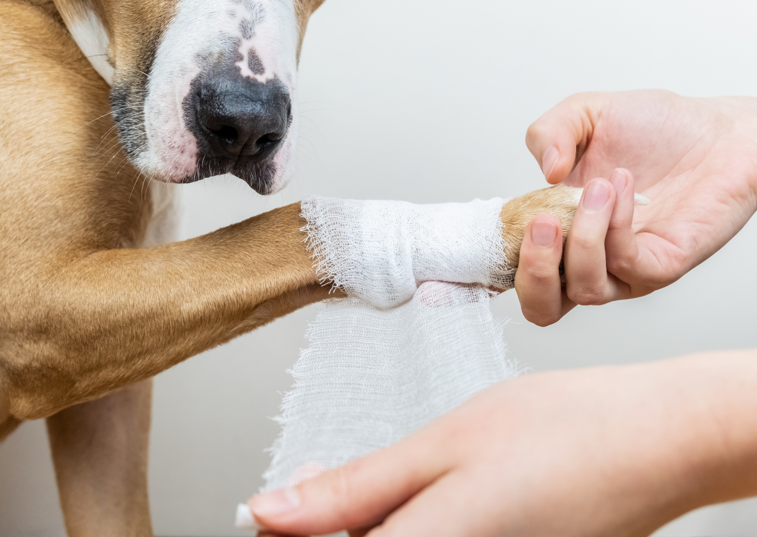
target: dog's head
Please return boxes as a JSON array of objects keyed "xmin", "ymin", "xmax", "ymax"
[{"xmin": 56, "ymin": 0, "xmax": 324, "ymax": 194}]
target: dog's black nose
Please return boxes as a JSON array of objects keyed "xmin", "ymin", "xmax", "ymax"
[{"xmin": 194, "ymin": 77, "xmax": 291, "ymax": 162}]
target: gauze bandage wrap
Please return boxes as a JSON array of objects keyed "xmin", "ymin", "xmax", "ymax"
[
  {"xmin": 302, "ymin": 197, "xmax": 517, "ymax": 306},
  {"xmin": 261, "ymin": 196, "xmax": 519, "ymax": 493}
]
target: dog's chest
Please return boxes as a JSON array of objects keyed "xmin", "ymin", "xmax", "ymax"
[{"xmin": 140, "ymin": 182, "xmax": 182, "ymax": 248}]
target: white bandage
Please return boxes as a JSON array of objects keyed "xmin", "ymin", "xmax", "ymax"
[
  {"xmin": 260, "ymin": 197, "xmax": 518, "ymax": 493},
  {"xmin": 302, "ymin": 197, "xmax": 515, "ymax": 308}
]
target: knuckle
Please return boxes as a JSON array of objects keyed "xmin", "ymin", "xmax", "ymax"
[
  {"xmin": 606, "ymin": 216, "xmax": 631, "ymax": 233},
  {"xmin": 524, "ymin": 268, "xmax": 557, "ymax": 285},
  {"xmin": 525, "ymin": 122, "xmax": 547, "ymax": 149},
  {"xmin": 565, "ymin": 91, "xmax": 599, "ymax": 108},
  {"xmin": 567, "ymin": 286, "xmax": 606, "ymax": 306},
  {"xmin": 568, "ymin": 233, "xmax": 600, "ymax": 253},
  {"xmin": 646, "ymin": 272, "xmax": 677, "ymax": 289},
  {"xmin": 568, "ymin": 91, "xmax": 594, "ymax": 102},
  {"xmin": 606, "ymin": 255, "xmax": 633, "ymax": 275},
  {"xmin": 326, "ymin": 465, "xmax": 355, "ymax": 516}
]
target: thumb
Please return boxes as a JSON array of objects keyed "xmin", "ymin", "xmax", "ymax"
[
  {"xmin": 247, "ymin": 434, "xmax": 449, "ymax": 536},
  {"xmin": 525, "ymin": 92, "xmax": 602, "ymax": 184}
]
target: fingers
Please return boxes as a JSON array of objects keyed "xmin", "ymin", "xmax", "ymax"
[
  {"xmin": 515, "ymin": 216, "xmax": 576, "ymax": 326},
  {"xmin": 604, "ymin": 169, "xmax": 674, "ymax": 293},
  {"xmin": 516, "ymin": 170, "xmax": 642, "ymax": 323},
  {"xmin": 564, "ymin": 177, "xmax": 631, "ymax": 305},
  {"xmin": 249, "ymin": 434, "xmax": 449, "ymax": 536},
  {"xmin": 604, "ymin": 169, "xmax": 642, "ymax": 280},
  {"xmin": 525, "ymin": 93, "xmax": 600, "ymax": 184}
]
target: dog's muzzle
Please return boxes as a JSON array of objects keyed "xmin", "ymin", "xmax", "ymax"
[{"xmin": 184, "ymin": 69, "xmax": 292, "ymax": 193}]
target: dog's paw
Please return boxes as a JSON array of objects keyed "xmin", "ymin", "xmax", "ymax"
[
  {"xmin": 499, "ymin": 185, "xmax": 582, "ymax": 270},
  {"xmin": 499, "ymin": 185, "xmax": 650, "ymax": 271}
]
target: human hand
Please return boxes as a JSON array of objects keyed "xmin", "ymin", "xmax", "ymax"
[
  {"xmin": 245, "ymin": 351, "xmax": 757, "ymax": 537},
  {"xmin": 515, "ymin": 90, "xmax": 757, "ymax": 326}
]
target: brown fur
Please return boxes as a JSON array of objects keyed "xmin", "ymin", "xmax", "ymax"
[
  {"xmin": 500, "ymin": 185, "xmax": 579, "ymax": 271},
  {"xmin": 46, "ymin": 380, "xmax": 154, "ymax": 535},
  {"xmin": 0, "ymin": 1, "xmax": 576, "ymax": 534},
  {"xmin": 0, "ymin": 4, "xmax": 320, "ymax": 422},
  {"xmin": 0, "ymin": 2, "xmax": 330, "ymax": 534},
  {"xmin": 295, "ymin": 0, "xmax": 326, "ymax": 58}
]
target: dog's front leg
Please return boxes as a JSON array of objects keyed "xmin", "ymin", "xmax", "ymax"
[
  {"xmin": 3, "ymin": 201, "xmax": 336, "ymax": 421},
  {"xmin": 46, "ymin": 380, "xmax": 153, "ymax": 537}
]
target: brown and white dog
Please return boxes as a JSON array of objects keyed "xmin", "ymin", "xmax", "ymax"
[{"xmin": 0, "ymin": 0, "xmax": 580, "ymax": 535}]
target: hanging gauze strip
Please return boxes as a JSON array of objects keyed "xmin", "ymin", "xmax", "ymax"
[{"xmin": 261, "ymin": 195, "xmax": 522, "ymax": 492}]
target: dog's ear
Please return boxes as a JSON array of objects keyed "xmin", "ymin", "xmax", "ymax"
[
  {"xmin": 54, "ymin": 0, "xmax": 115, "ymax": 83},
  {"xmin": 298, "ymin": 0, "xmax": 327, "ymax": 15},
  {"xmin": 295, "ymin": 0, "xmax": 326, "ymax": 58},
  {"xmin": 55, "ymin": 0, "xmax": 173, "ymax": 86}
]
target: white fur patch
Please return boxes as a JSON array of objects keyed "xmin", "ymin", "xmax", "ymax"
[
  {"xmin": 141, "ymin": 182, "xmax": 182, "ymax": 247},
  {"xmin": 64, "ymin": 8, "xmax": 114, "ymax": 85},
  {"xmin": 139, "ymin": 0, "xmax": 299, "ymax": 189}
]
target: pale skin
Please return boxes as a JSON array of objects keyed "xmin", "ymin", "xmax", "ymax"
[
  {"xmin": 248, "ymin": 91, "xmax": 757, "ymax": 535},
  {"xmin": 518, "ymin": 90, "xmax": 757, "ymax": 324}
]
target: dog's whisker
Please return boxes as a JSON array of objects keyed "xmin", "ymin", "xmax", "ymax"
[{"xmin": 128, "ymin": 171, "xmax": 146, "ymax": 202}]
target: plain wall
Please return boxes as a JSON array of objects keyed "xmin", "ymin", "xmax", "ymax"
[{"xmin": 2, "ymin": 0, "xmax": 757, "ymax": 535}]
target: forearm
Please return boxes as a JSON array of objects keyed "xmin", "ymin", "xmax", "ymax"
[{"xmin": 630, "ymin": 349, "xmax": 757, "ymax": 523}]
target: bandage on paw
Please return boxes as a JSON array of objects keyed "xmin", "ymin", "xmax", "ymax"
[{"xmin": 301, "ymin": 196, "xmax": 514, "ymax": 308}]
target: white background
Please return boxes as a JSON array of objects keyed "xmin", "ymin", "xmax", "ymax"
[{"xmin": 2, "ymin": 0, "xmax": 757, "ymax": 535}]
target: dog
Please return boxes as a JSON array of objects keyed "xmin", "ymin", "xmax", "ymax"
[{"xmin": 0, "ymin": 0, "xmax": 580, "ymax": 535}]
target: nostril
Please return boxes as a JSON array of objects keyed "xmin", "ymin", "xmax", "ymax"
[
  {"xmin": 254, "ymin": 132, "xmax": 282, "ymax": 152},
  {"xmin": 211, "ymin": 125, "xmax": 239, "ymax": 145}
]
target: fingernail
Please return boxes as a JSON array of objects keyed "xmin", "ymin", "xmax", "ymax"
[
  {"xmin": 531, "ymin": 220, "xmax": 558, "ymax": 247},
  {"xmin": 235, "ymin": 503, "xmax": 259, "ymax": 529},
  {"xmin": 609, "ymin": 169, "xmax": 627, "ymax": 195},
  {"xmin": 583, "ymin": 180, "xmax": 610, "ymax": 212},
  {"xmin": 542, "ymin": 147, "xmax": 560, "ymax": 180},
  {"xmin": 249, "ymin": 487, "xmax": 301, "ymax": 517}
]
